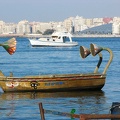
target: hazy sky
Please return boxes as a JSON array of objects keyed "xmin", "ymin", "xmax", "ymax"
[{"xmin": 0, "ymin": 0, "xmax": 119, "ymax": 23}]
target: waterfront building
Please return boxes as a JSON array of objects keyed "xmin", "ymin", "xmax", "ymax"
[
  {"xmin": 93, "ymin": 18, "xmax": 104, "ymax": 26},
  {"xmin": 76, "ymin": 23, "xmax": 113, "ymax": 35},
  {"xmin": 30, "ymin": 22, "xmax": 43, "ymax": 34},
  {"xmin": 73, "ymin": 16, "xmax": 85, "ymax": 32},
  {"xmin": 0, "ymin": 21, "xmax": 5, "ymax": 34},
  {"xmin": 4, "ymin": 23, "xmax": 17, "ymax": 34},
  {"xmin": 16, "ymin": 20, "xmax": 30, "ymax": 34},
  {"xmin": 112, "ymin": 17, "xmax": 120, "ymax": 35},
  {"xmin": 55, "ymin": 22, "xmax": 65, "ymax": 31},
  {"xmin": 30, "ymin": 22, "xmax": 60, "ymax": 34},
  {"xmin": 103, "ymin": 17, "xmax": 113, "ymax": 24},
  {"xmin": 112, "ymin": 22, "xmax": 120, "ymax": 35},
  {"xmin": 64, "ymin": 17, "xmax": 74, "ymax": 32},
  {"xmin": 0, "ymin": 16, "xmax": 120, "ymax": 36},
  {"xmin": 113, "ymin": 17, "xmax": 120, "ymax": 23},
  {"xmin": 84, "ymin": 18, "xmax": 93, "ymax": 28}
]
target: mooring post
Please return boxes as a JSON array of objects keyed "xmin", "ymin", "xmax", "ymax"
[
  {"xmin": 80, "ymin": 114, "xmax": 86, "ymax": 120},
  {"xmin": 39, "ymin": 102, "xmax": 45, "ymax": 120}
]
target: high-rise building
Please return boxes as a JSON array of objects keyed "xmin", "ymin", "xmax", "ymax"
[{"xmin": 17, "ymin": 20, "xmax": 30, "ymax": 34}]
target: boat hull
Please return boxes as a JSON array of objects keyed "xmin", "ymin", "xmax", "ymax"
[
  {"xmin": 29, "ymin": 39, "xmax": 78, "ymax": 47},
  {"xmin": 0, "ymin": 73, "xmax": 106, "ymax": 92}
]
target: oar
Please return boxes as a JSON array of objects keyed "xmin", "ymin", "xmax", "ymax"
[{"xmin": 0, "ymin": 37, "xmax": 17, "ymax": 55}]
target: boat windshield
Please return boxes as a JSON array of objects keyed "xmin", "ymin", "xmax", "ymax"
[
  {"xmin": 63, "ymin": 37, "xmax": 70, "ymax": 42},
  {"xmin": 52, "ymin": 36, "xmax": 58, "ymax": 39}
]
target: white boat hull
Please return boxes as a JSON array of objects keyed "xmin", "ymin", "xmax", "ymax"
[
  {"xmin": 29, "ymin": 39, "xmax": 78, "ymax": 47},
  {"xmin": 29, "ymin": 31, "xmax": 78, "ymax": 47}
]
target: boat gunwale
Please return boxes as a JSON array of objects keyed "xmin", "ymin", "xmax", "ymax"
[{"xmin": 0, "ymin": 75, "xmax": 106, "ymax": 82}]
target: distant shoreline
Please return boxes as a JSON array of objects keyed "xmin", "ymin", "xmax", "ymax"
[
  {"xmin": 0, "ymin": 34, "xmax": 120, "ymax": 38},
  {"xmin": 73, "ymin": 34, "xmax": 120, "ymax": 38}
]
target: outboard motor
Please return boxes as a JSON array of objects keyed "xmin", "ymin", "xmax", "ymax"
[{"xmin": 110, "ymin": 102, "xmax": 120, "ymax": 120}]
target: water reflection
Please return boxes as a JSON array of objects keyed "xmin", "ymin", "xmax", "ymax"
[
  {"xmin": 0, "ymin": 90, "xmax": 105, "ymax": 100},
  {"xmin": 0, "ymin": 91, "xmax": 108, "ymax": 119}
]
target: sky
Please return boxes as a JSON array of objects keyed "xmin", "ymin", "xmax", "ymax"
[{"xmin": 0, "ymin": 0, "xmax": 120, "ymax": 23}]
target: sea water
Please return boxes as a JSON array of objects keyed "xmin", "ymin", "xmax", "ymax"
[{"xmin": 0, "ymin": 37, "xmax": 120, "ymax": 120}]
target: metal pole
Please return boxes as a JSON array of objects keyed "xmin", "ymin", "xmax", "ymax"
[
  {"xmin": 44, "ymin": 109, "xmax": 80, "ymax": 118},
  {"xmin": 102, "ymin": 47, "xmax": 113, "ymax": 74},
  {"xmin": 39, "ymin": 103, "xmax": 45, "ymax": 120},
  {"xmin": 80, "ymin": 114, "xmax": 120, "ymax": 120},
  {"xmin": 94, "ymin": 53, "xmax": 102, "ymax": 73}
]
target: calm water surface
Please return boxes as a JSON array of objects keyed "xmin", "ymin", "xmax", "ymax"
[{"xmin": 0, "ymin": 37, "xmax": 120, "ymax": 120}]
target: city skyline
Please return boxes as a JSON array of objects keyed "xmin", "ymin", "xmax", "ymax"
[{"xmin": 0, "ymin": 0, "xmax": 120, "ymax": 23}]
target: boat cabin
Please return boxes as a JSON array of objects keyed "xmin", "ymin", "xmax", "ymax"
[{"xmin": 50, "ymin": 31, "xmax": 73, "ymax": 43}]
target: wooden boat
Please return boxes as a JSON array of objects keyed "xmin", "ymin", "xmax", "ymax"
[{"xmin": 0, "ymin": 38, "xmax": 113, "ymax": 92}]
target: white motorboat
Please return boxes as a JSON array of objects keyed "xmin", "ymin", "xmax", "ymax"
[{"xmin": 28, "ymin": 31, "xmax": 78, "ymax": 47}]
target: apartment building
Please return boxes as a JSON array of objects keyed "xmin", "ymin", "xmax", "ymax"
[
  {"xmin": 0, "ymin": 16, "xmax": 120, "ymax": 35},
  {"xmin": 16, "ymin": 20, "xmax": 30, "ymax": 34},
  {"xmin": 0, "ymin": 21, "xmax": 5, "ymax": 34}
]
